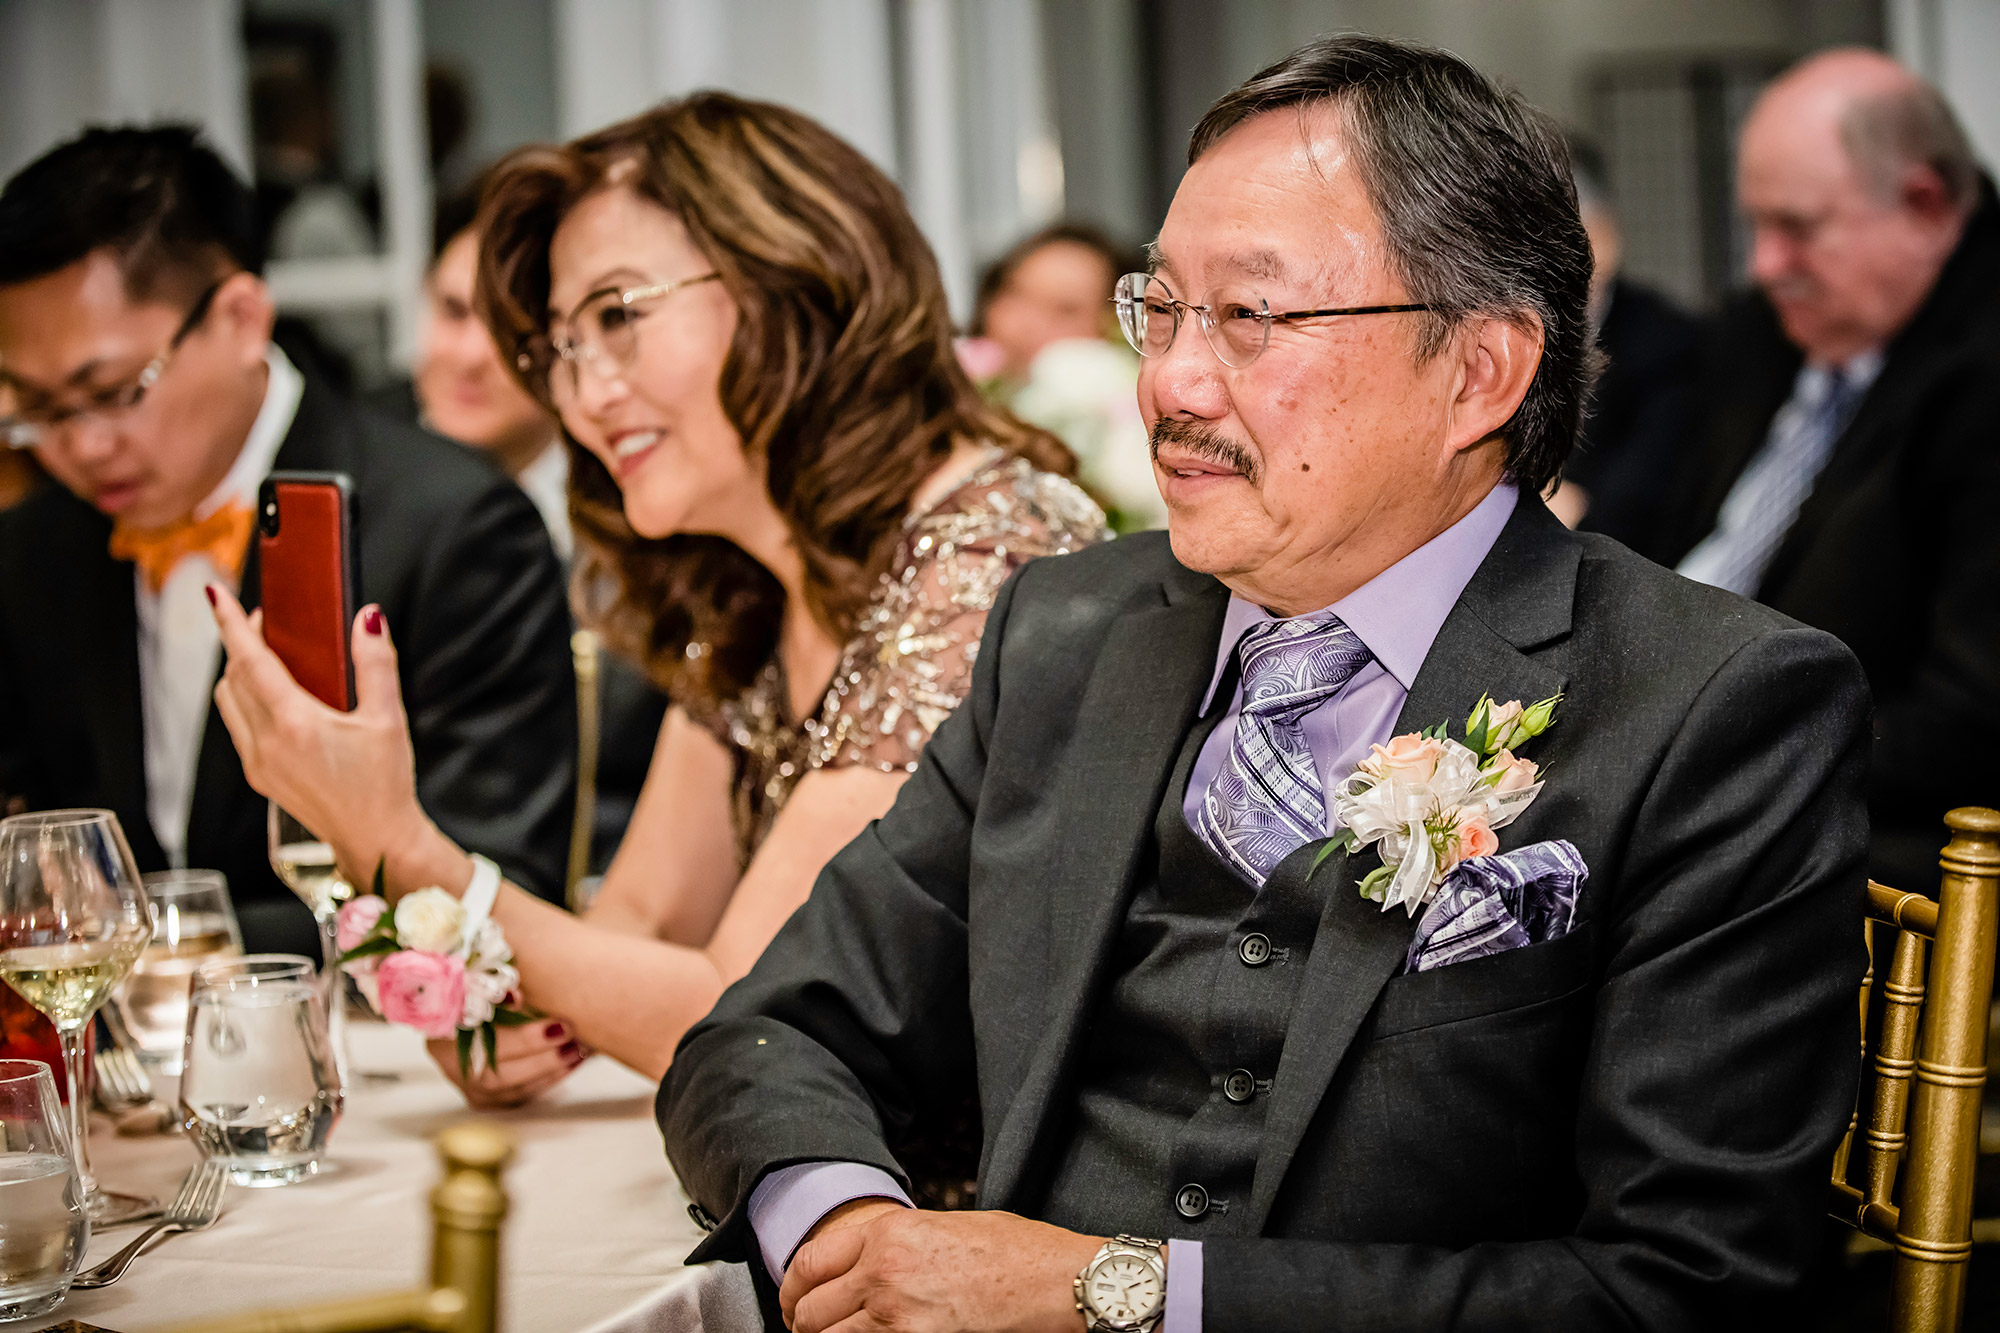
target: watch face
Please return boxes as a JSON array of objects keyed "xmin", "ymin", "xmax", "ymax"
[{"xmin": 1086, "ymin": 1253, "xmax": 1163, "ymax": 1326}]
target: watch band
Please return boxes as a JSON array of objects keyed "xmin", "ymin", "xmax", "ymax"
[{"xmin": 1074, "ymin": 1234, "xmax": 1167, "ymax": 1333}]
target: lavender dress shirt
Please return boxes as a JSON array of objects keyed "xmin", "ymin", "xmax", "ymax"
[{"xmin": 745, "ymin": 482, "xmax": 1520, "ymax": 1330}]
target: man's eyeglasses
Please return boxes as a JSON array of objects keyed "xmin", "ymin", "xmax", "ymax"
[
  {"xmin": 515, "ymin": 272, "xmax": 721, "ymax": 400},
  {"xmin": 2, "ymin": 279, "xmax": 228, "ymax": 448},
  {"xmin": 1112, "ymin": 272, "xmax": 1432, "ymax": 369}
]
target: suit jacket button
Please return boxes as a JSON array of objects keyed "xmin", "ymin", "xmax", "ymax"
[
  {"xmin": 1238, "ymin": 933, "xmax": 1272, "ymax": 966},
  {"xmin": 688, "ymin": 1202, "xmax": 718, "ymax": 1233},
  {"xmin": 1223, "ymin": 1069, "xmax": 1257, "ymax": 1102},
  {"xmin": 1175, "ymin": 1183, "xmax": 1210, "ymax": 1219}
]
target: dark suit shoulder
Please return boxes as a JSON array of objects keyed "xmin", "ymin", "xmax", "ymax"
[{"xmin": 1008, "ymin": 529, "xmax": 1195, "ymax": 606}]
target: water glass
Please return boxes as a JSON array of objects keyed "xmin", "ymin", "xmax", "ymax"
[
  {"xmin": 119, "ymin": 871, "xmax": 243, "ymax": 1074},
  {"xmin": 0, "ymin": 1061, "xmax": 85, "ymax": 1321},
  {"xmin": 179, "ymin": 955, "xmax": 342, "ymax": 1187}
]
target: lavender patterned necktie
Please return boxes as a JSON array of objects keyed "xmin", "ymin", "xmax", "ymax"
[{"xmin": 1196, "ymin": 615, "xmax": 1373, "ymax": 885}]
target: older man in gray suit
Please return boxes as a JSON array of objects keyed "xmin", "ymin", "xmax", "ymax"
[{"xmin": 659, "ymin": 35, "xmax": 1870, "ymax": 1333}]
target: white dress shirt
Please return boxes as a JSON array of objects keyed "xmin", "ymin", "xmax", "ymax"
[
  {"xmin": 513, "ymin": 439, "xmax": 572, "ymax": 561},
  {"xmin": 137, "ymin": 346, "xmax": 302, "ymax": 864}
]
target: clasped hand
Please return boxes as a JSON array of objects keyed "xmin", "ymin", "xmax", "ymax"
[{"xmin": 781, "ymin": 1201, "xmax": 1103, "ymax": 1333}]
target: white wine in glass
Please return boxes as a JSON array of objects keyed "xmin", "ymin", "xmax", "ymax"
[
  {"xmin": 120, "ymin": 869, "xmax": 243, "ymax": 1072},
  {"xmin": 0, "ymin": 809, "xmax": 157, "ymax": 1224},
  {"xmin": 267, "ymin": 803, "xmax": 351, "ymax": 1080}
]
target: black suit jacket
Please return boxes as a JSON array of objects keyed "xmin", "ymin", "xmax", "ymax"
[
  {"xmin": 1572, "ymin": 278, "xmax": 1701, "ymax": 557},
  {"xmin": 0, "ymin": 374, "xmax": 577, "ymax": 955},
  {"xmin": 659, "ymin": 501, "xmax": 1871, "ymax": 1330},
  {"xmin": 1657, "ymin": 186, "xmax": 2000, "ymax": 891}
]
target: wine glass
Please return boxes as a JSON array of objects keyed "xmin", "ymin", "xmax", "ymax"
[
  {"xmin": 0, "ymin": 811, "xmax": 154, "ymax": 1224},
  {"xmin": 266, "ymin": 804, "xmax": 352, "ymax": 1076},
  {"xmin": 118, "ymin": 871, "xmax": 243, "ymax": 1074}
]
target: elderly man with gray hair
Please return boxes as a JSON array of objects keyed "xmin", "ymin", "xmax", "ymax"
[
  {"xmin": 661, "ymin": 34, "xmax": 1869, "ymax": 1332},
  {"xmin": 1663, "ymin": 48, "xmax": 1999, "ymax": 892}
]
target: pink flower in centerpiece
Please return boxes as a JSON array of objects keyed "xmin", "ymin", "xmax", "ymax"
[
  {"xmin": 335, "ymin": 896, "xmax": 389, "ymax": 962},
  {"xmin": 375, "ymin": 951, "xmax": 467, "ymax": 1040}
]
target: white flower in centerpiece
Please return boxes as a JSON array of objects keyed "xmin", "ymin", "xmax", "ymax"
[{"xmin": 393, "ymin": 887, "xmax": 466, "ymax": 955}]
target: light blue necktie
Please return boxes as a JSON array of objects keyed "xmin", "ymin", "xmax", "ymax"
[
  {"xmin": 1678, "ymin": 364, "xmax": 1871, "ymax": 596},
  {"xmin": 1196, "ymin": 615, "xmax": 1372, "ymax": 886}
]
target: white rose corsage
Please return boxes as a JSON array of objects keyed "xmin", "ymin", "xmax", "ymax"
[
  {"xmin": 334, "ymin": 858, "xmax": 532, "ymax": 1076},
  {"xmin": 1315, "ymin": 694, "xmax": 1562, "ymax": 915}
]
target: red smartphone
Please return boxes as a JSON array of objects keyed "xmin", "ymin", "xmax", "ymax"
[{"xmin": 256, "ymin": 471, "xmax": 361, "ymax": 710}]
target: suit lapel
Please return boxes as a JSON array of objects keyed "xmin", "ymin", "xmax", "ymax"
[
  {"xmin": 1246, "ymin": 499, "xmax": 1578, "ymax": 1227},
  {"xmin": 980, "ymin": 564, "xmax": 1229, "ymax": 1206}
]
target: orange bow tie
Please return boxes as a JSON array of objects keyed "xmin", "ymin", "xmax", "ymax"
[{"xmin": 109, "ymin": 501, "xmax": 255, "ymax": 594}]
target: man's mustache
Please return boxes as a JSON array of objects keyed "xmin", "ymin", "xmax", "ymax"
[{"xmin": 1150, "ymin": 419, "xmax": 1262, "ymax": 486}]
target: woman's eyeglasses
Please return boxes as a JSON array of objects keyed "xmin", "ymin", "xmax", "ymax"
[
  {"xmin": 1111, "ymin": 271, "xmax": 1432, "ymax": 369},
  {"xmin": 516, "ymin": 272, "xmax": 722, "ymax": 400}
]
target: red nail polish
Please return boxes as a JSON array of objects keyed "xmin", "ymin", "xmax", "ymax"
[
  {"xmin": 560, "ymin": 1041, "xmax": 585, "ymax": 1064},
  {"xmin": 363, "ymin": 607, "xmax": 384, "ymax": 636},
  {"xmin": 204, "ymin": 585, "xmax": 217, "ymax": 608},
  {"xmin": 543, "ymin": 1022, "xmax": 567, "ymax": 1041}
]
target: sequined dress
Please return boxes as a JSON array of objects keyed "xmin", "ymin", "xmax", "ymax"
[{"xmin": 700, "ymin": 450, "xmax": 1107, "ymax": 867}]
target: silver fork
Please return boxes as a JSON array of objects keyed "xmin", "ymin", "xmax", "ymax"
[
  {"xmin": 70, "ymin": 1159, "xmax": 228, "ymax": 1289},
  {"xmin": 94, "ymin": 1002, "xmax": 156, "ymax": 1113}
]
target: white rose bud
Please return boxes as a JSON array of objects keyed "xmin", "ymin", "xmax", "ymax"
[{"xmin": 393, "ymin": 887, "xmax": 467, "ymax": 955}]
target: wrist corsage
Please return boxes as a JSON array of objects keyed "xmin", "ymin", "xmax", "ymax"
[{"xmin": 335, "ymin": 855, "xmax": 533, "ymax": 1076}]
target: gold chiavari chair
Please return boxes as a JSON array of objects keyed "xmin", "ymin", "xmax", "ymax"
[
  {"xmin": 167, "ymin": 1123, "xmax": 513, "ymax": 1333},
  {"xmin": 568, "ymin": 628, "xmax": 603, "ymax": 911},
  {"xmin": 1830, "ymin": 806, "xmax": 2000, "ymax": 1333}
]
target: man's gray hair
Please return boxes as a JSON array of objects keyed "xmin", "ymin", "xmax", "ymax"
[
  {"xmin": 1840, "ymin": 80, "xmax": 1980, "ymax": 210},
  {"xmin": 1189, "ymin": 34, "xmax": 1596, "ymax": 495}
]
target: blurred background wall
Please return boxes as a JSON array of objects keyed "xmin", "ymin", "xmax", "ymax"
[{"xmin": 0, "ymin": 0, "xmax": 1988, "ymax": 388}]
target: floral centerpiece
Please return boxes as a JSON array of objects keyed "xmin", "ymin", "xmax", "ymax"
[
  {"xmin": 335, "ymin": 864, "xmax": 530, "ymax": 1075},
  {"xmin": 1319, "ymin": 693, "xmax": 1562, "ymax": 915}
]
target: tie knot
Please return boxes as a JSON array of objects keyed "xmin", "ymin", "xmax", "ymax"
[{"xmin": 1234, "ymin": 614, "xmax": 1371, "ymax": 719}]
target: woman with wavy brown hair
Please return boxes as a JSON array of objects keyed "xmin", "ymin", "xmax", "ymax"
[{"xmin": 206, "ymin": 92, "xmax": 1105, "ymax": 1107}]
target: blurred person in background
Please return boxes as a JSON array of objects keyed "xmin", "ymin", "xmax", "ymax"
[
  {"xmin": 964, "ymin": 224, "xmax": 1165, "ymax": 530},
  {"xmin": 0, "ymin": 126, "xmax": 577, "ymax": 956},
  {"xmin": 412, "ymin": 176, "xmax": 669, "ymax": 875},
  {"xmin": 1547, "ymin": 135, "xmax": 1700, "ymax": 556},
  {"xmin": 206, "ymin": 93, "xmax": 1105, "ymax": 1117},
  {"xmin": 1660, "ymin": 49, "xmax": 2000, "ymax": 891}
]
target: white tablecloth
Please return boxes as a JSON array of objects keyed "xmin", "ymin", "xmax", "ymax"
[{"xmin": 25, "ymin": 1021, "xmax": 758, "ymax": 1333}]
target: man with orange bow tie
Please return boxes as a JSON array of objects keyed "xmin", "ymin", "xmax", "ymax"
[{"xmin": 0, "ymin": 126, "xmax": 576, "ymax": 955}]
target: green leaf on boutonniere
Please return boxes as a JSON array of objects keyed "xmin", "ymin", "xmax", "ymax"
[
  {"xmin": 492, "ymin": 1006, "xmax": 539, "ymax": 1026},
  {"xmin": 456, "ymin": 1027, "xmax": 476, "ymax": 1082},
  {"xmin": 1356, "ymin": 863, "xmax": 1396, "ymax": 902},
  {"xmin": 1308, "ymin": 828, "xmax": 1359, "ymax": 878},
  {"xmin": 1517, "ymin": 693, "xmax": 1563, "ymax": 742},
  {"xmin": 481, "ymin": 1019, "xmax": 499, "ymax": 1074},
  {"xmin": 336, "ymin": 935, "xmax": 399, "ymax": 967}
]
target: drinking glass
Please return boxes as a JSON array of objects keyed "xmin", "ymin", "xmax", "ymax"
[
  {"xmin": 179, "ymin": 954, "xmax": 341, "ymax": 1187},
  {"xmin": 118, "ymin": 871, "xmax": 243, "ymax": 1074},
  {"xmin": 0, "ymin": 1061, "xmax": 86, "ymax": 1321},
  {"xmin": 0, "ymin": 812, "xmax": 154, "ymax": 1224},
  {"xmin": 267, "ymin": 803, "xmax": 351, "ymax": 1069}
]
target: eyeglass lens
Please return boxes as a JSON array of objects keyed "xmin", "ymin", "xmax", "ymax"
[{"xmin": 1114, "ymin": 273, "xmax": 1270, "ymax": 368}]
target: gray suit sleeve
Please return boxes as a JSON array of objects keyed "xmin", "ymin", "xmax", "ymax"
[{"xmin": 1199, "ymin": 626, "xmax": 1872, "ymax": 1333}]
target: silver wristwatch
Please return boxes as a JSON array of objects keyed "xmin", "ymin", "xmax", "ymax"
[{"xmin": 1074, "ymin": 1234, "xmax": 1167, "ymax": 1333}]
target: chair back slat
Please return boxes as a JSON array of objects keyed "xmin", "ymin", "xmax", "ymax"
[{"xmin": 1833, "ymin": 807, "xmax": 2000, "ymax": 1333}]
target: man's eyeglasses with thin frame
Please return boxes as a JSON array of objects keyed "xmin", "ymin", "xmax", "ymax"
[
  {"xmin": 2, "ymin": 278, "xmax": 227, "ymax": 449},
  {"xmin": 516, "ymin": 272, "xmax": 722, "ymax": 399},
  {"xmin": 1112, "ymin": 271, "xmax": 1432, "ymax": 368}
]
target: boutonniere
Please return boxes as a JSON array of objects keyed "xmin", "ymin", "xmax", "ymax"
[{"xmin": 1314, "ymin": 693, "xmax": 1562, "ymax": 915}]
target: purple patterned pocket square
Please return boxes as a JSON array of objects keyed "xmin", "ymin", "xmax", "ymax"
[{"xmin": 1402, "ymin": 839, "xmax": 1588, "ymax": 975}]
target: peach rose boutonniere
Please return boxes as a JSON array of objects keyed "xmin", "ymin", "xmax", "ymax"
[{"xmin": 1318, "ymin": 693, "xmax": 1562, "ymax": 915}]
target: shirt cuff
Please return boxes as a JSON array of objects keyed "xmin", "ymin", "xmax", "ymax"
[
  {"xmin": 1164, "ymin": 1239, "xmax": 1201, "ymax": 1333},
  {"xmin": 745, "ymin": 1162, "xmax": 913, "ymax": 1279}
]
